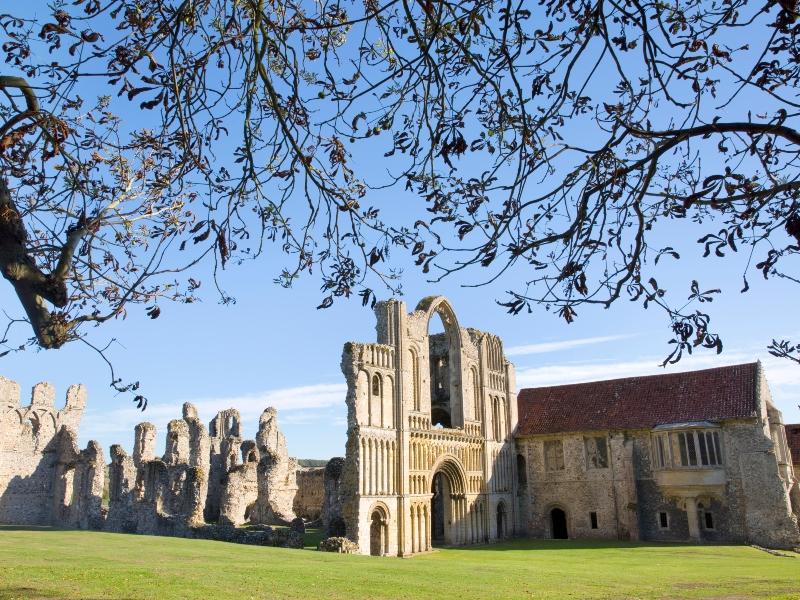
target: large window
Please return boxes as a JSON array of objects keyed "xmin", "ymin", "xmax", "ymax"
[
  {"xmin": 652, "ymin": 428, "xmax": 723, "ymax": 469},
  {"xmin": 584, "ymin": 436, "xmax": 608, "ymax": 469},
  {"xmin": 544, "ymin": 440, "xmax": 565, "ymax": 471}
]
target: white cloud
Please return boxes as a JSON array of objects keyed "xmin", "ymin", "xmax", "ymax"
[
  {"xmin": 506, "ymin": 334, "xmax": 637, "ymax": 356},
  {"xmin": 81, "ymin": 382, "xmax": 347, "ymax": 452},
  {"xmin": 515, "ymin": 351, "xmax": 800, "ymax": 422}
]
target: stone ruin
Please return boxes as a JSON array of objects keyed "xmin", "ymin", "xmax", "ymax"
[{"xmin": 0, "ymin": 376, "xmax": 333, "ymax": 547}]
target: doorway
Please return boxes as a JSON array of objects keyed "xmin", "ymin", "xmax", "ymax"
[{"xmin": 550, "ymin": 507, "xmax": 568, "ymax": 539}]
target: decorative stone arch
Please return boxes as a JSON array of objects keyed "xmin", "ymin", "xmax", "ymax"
[
  {"xmin": 429, "ymin": 453, "xmax": 467, "ymax": 495},
  {"xmin": 367, "ymin": 500, "xmax": 391, "ymax": 556},
  {"xmin": 415, "ymin": 296, "xmax": 464, "ymax": 428},
  {"xmin": 429, "ymin": 453, "xmax": 469, "ymax": 547}
]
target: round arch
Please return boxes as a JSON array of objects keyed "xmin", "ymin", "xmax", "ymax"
[
  {"xmin": 428, "ymin": 454, "xmax": 468, "ymax": 547},
  {"xmin": 367, "ymin": 501, "xmax": 391, "ymax": 556},
  {"xmin": 429, "ymin": 453, "xmax": 467, "ymax": 495}
]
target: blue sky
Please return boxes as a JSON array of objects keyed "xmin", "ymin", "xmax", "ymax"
[
  {"xmin": 1, "ymin": 243, "xmax": 798, "ymax": 460},
  {"xmin": 1, "ymin": 2, "xmax": 798, "ymax": 461}
]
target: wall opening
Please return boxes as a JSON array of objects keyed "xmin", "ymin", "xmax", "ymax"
[
  {"xmin": 328, "ymin": 517, "xmax": 346, "ymax": 537},
  {"xmin": 496, "ymin": 502, "xmax": 507, "ymax": 538},
  {"xmin": 428, "ymin": 312, "xmax": 451, "ymax": 428},
  {"xmin": 516, "ymin": 454, "xmax": 527, "ymax": 489},
  {"xmin": 431, "ymin": 471, "xmax": 447, "ymax": 544},
  {"xmin": 369, "ymin": 507, "xmax": 388, "ymax": 556},
  {"xmin": 550, "ymin": 507, "xmax": 568, "ymax": 539}
]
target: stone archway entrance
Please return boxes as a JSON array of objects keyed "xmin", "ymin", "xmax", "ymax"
[
  {"xmin": 369, "ymin": 506, "xmax": 389, "ymax": 556},
  {"xmin": 550, "ymin": 507, "xmax": 568, "ymax": 539},
  {"xmin": 429, "ymin": 456, "xmax": 467, "ymax": 547},
  {"xmin": 496, "ymin": 502, "xmax": 507, "ymax": 538}
]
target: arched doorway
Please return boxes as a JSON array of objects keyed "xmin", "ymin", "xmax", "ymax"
[
  {"xmin": 429, "ymin": 456, "xmax": 467, "ymax": 547},
  {"xmin": 369, "ymin": 506, "xmax": 388, "ymax": 556},
  {"xmin": 496, "ymin": 502, "xmax": 507, "ymax": 538},
  {"xmin": 431, "ymin": 472, "xmax": 447, "ymax": 544},
  {"xmin": 550, "ymin": 507, "xmax": 568, "ymax": 539}
]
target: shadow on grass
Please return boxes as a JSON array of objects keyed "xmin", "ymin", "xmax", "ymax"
[
  {"xmin": 434, "ymin": 538, "xmax": 718, "ymax": 552},
  {"xmin": 0, "ymin": 525, "xmax": 69, "ymax": 532}
]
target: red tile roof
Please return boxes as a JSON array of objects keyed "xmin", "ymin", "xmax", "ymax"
[
  {"xmin": 786, "ymin": 424, "xmax": 800, "ymax": 467},
  {"xmin": 516, "ymin": 362, "xmax": 761, "ymax": 436}
]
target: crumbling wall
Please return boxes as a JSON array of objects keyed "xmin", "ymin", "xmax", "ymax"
[
  {"xmin": 294, "ymin": 466, "xmax": 325, "ymax": 521},
  {"xmin": 1, "ymin": 375, "xmax": 313, "ymax": 548},
  {"xmin": 250, "ymin": 408, "xmax": 297, "ymax": 524},
  {"xmin": 322, "ymin": 457, "xmax": 346, "ymax": 536},
  {"xmin": 205, "ymin": 408, "xmax": 242, "ymax": 522},
  {"xmin": 218, "ymin": 441, "xmax": 260, "ymax": 526},
  {"xmin": 0, "ymin": 378, "xmax": 101, "ymax": 528},
  {"xmin": 51, "ymin": 431, "xmax": 104, "ymax": 530},
  {"xmin": 106, "ymin": 411, "xmax": 207, "ymax": 536}
]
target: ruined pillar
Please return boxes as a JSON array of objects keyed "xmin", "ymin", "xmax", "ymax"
[
  {"xmin": 133, "ymin": 422, "xmax": 157, "ymax": 468},
  {"xmin": 164, "ymin": 419, "xmax": 190, "ymax": 465},
  {"xmin": 251, "ymin": 408, "xmax": 297, "ymax": 524}
]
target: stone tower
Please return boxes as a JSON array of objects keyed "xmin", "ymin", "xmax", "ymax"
[{"xmin": 340, "ymin": 296, "xmax": 518, "ymax": 556}]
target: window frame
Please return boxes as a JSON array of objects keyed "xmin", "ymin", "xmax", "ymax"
[
  {"xmin": 584, "ymin": 435, "xmax": 609, "ymax": 469},
  {"xmin": 544, "ymin": 439, "xmax": 565, "ymax": 472},
  {"xmin": 652, "ymin": 428, "xmax": 723, "ymax": 469},
  {"xmin": 657, "ymin": 511, "xmax": 670, "ymax": 530}
]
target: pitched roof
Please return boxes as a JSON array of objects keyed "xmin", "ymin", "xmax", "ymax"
[
  {"xmin": 516, "ymin": 362, "xmax": 760, "ymax": 436},
  {"xmin": 786, "ymin": 424, "xmax": 800, "ymax": 466}
]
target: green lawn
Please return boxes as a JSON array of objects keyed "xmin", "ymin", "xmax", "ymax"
[{"xmin": 0, "ymin": 527, "xmax": 798, "ymax": 599}]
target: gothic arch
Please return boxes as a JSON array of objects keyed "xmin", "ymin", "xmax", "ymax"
[{"xmin": 415, "ymin": 296, "xmax": 464, "ymax": 428}]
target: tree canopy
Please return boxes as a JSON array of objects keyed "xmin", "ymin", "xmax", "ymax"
[{"xmin": 1, "ymin": 0, "xmax": 798, "ymax": 370}]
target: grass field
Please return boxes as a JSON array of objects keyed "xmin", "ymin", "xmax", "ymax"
[{"xmin": 0, "ymin": 527, "xmax": 798, "ymax": 599}]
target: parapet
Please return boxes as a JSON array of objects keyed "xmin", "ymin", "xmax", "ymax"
[
  {"xmin": 0, "ymin": 377, "xmax": 87, "ymax": 436},
  {"xmin": 0, "ymin": 377, "xmax": 86, "ymax": 413}
]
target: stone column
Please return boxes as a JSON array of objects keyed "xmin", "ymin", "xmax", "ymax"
[{"xmin": 685, "ymin": 497, "xmax": 700, "ymax": 541}]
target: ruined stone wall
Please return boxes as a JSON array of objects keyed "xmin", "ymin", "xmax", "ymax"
[
  {"xmin": 294, "ymin": 466, "xmax": 325, "ymax": 521},
  {"xmin": 0, "ymin": 378, "xmax": 102, "ymax": 528},
  {"xmin": 322, "ymin": 457, "xmax": 346, "ymax": 535},
  {"xmin": 249, "ymin": 408, "xmax": 297, "ymax": 525}
]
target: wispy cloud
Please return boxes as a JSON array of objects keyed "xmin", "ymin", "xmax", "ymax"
[
  {"xmin": 81, "ymin": 382, "xmax": 347, "ymax": 451},
  {"xmin": 506, "ymin": 334, "xmax": 637, "ymax": 357}
]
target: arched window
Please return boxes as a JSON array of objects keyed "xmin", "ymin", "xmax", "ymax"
[
  {"xmin": 410, "ymin": 348, "xmax": 420, "ymax": 411},
  {"xmin": 372, "ymin": 374, "xmax": 381, "ymax": 397},
  {"xmin": 370, "ymin": 374, "xmax": 383, "ymax": 427},
  {"xmin": 517, "ymin": 454, "xmax": 527, "ymax": 488},
  {"xmin": 471, "ymin": 367, "xmax": 480, "ymax": 420}
]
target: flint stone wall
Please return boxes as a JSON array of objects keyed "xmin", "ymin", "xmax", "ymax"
[{"xmin": 294, "ymin": 466, "xmax": 325, "ymax": 521}]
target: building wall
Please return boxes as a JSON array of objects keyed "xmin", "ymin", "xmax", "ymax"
[
  {"xmin": 0, "ymin": 377, "xmax": 103, "ymax": 528},
  {"xmin": 341, "ymin": 296, "xmax": 518, "ymax": 556},
  {"xmin": 517, "ymin": 403, "xmax": 799, "ymax": 548}
]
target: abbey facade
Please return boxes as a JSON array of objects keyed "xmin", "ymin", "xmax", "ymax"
[
  {"xmin": 338, "ymin": 296, "xmax": 800, "ymax": 555},
  {"xmin": 342, "ymin": 296, "xmax": 518, "ymax": 556},
  {"xmin": 1, "ymin": 295, "xmax": 798, "ymax": 554},
  {"xmin": 339, "ymin": 296, "xmax": 518, "ymax": 556}
]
